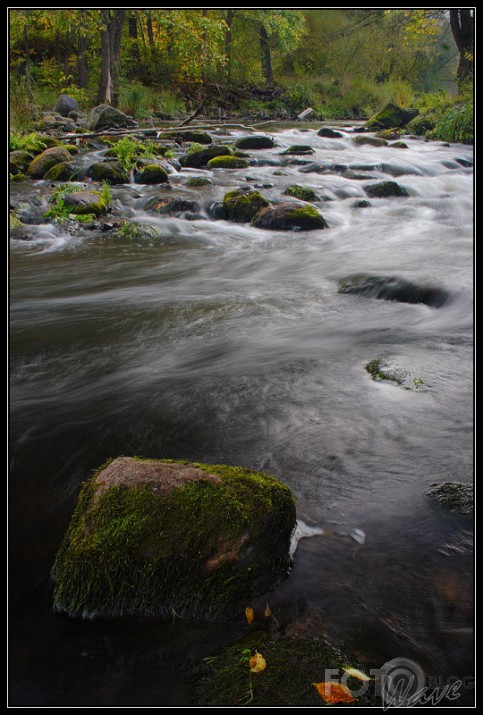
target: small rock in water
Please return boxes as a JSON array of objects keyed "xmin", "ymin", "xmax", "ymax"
[{"xmin": 350, "ymin": 528, "xmax": 366, "ymax": 545}]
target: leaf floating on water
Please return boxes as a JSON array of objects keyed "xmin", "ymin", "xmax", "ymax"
[
  {"xmin": 264, "ymin": 603, "xmax": 272, "ymax": 618},
  {"xmin": 245, "ymin": 606, "xmax": 255, "ymax": 625},
  {"xmin": 249, "ymin": 652, "xmax": 266, "ymax": 674},
  {"xmin": 342, "ymin": 666, "xmax": 372, "ymax": 682},
  {"xmin": 313, "ymin": 682, "xmax": 356, "ymax": 704},
  {"xmin": 350, "ymin": 528, "xmax": 366, "ymax": 545}
]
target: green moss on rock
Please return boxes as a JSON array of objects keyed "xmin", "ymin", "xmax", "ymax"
[
  {"xmin": 43, "ymin": 162, "xmax": 81, "ymax": 181},
  {"xmin": 317, "ymin": 127, "xmax": 343, "ymax": 138},
  {"xmin": 223, "ymin": 189, "xmax": 269, "ymax": 223},
  {"xmin": 51, "ymin": 457, "xmax": 296, "ymax": 621},
  {"xmin": 86, "ymin": 161, "xmax": 129, "ymax": 184},
  {"xmin": 364, "ymin": 102, "xmax": 419, "ymax": 130},
  {"xmin": 26, "ymin": 146, "xmax": 72, "ymax": 179},
  {"xmin": 207, "ymin": 155, "xmax": 249, "ymax": 169},
  {"xmin": 179, "ymin": 145, "xmax": 232, "ymax": 169},
  {"xmin": 9, "ymin": 150, "xmax": 33, "ymax": 175},
  {"xmin": 365, "ymin": 181, "xmax": 409, "ymax": 198},
  {"xmin": 353, "ymin": 135, "xmax": 388, "ymax": 147},
  {"xmin": 389, "ymin": 141, "xmax": 408, "ymax": 149},
  {"xmin": 195, "ymin": 637, "xmax": 378, "ymax": 706},
  {"xmin": 164, "ymin": 130, "xmax": 212, "ymax": 144},
  {"xmin": 135, "ymin": 164, "xmax": 169, "ymax": 184},
  {"xmin": 252, "ymin": 202, "xmax": 329, "ymax": 231},
  {"xmin": 11, "ymin": 173, "xmax": 28, "ymax": 183},
  {"xmin": 186, "ymin": 177, "xmax": 213, "ymax": 187},
  {"xmin": 406, "ymin": 111, "xmax": 437, "ymax": 136},
  {"xmin": 365, "ymin": 358, "xmax": 406, "ymax": 385},
  {"xmin": 283, "ymin": 185, "xmax": 319, "ymax": 202},
  {"xmin": 63, "ymin": 144, "xmax": 79, "ymax": 154},
  {"xmin": 63, "ymin": 190, "xmax": 110, "ymax": 216},
  {"xmin": 113, "ymin": 222, "xmax": 163, "ymax": 241}
]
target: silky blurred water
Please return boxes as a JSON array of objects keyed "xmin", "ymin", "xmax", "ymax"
[{"xmin": 9, "ymin": 125, "xmax": 474, "ymax": 705}]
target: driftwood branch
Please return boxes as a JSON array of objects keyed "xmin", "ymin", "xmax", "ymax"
[
  {"xmin": 64, "ymin": 119, "xmax": 278, "ymax": 141},
  {"xmin": 179, "ymin": 98, "xmax": 206, "ymax": 127}
]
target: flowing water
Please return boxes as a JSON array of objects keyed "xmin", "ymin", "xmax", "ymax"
[{"xmin": 9, "ymin": 124, "xmax": 474, "ymax": 705}]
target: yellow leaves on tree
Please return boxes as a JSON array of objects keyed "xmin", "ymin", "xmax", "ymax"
[
  {"xmin": 249, "ymin": 652, "xmax": 267, "ymax": 674},
  {"xmin": 312, "ymin": 682, "xmax": 356, "ymax": 704},
  {"xmin": 245, "ymin": 606, "xmax": 254, "ymax": 625}
]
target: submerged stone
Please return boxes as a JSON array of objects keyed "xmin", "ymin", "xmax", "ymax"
[
  {"xmin": 353, "ymin": 135, "xmax": 388, "ymax": 147},
  {"xmin": 427, "ymin": 482, "xmax": 473, "ymax": 515},
  {"xmin": 51, "ymin": 457, "xmax": 296, "ymax": 621},
  {"xmin": 234, "ymin": 135, "xmax": 275, "ymax": 150},
  {"xmin": 364, "ymin": 181, "xmax": 409, "ymax": 198},
  {"xmin": 338, "ymin": 273, "xmax": 449, "ymax": 307},
  {"xmin": 317, "ymin": 127, "xmax": 343, "ymax": 138}
]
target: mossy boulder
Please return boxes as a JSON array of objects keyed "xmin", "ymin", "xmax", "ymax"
[
  {"xmin": 252, "ymin": 202, "xmax": 328, "ymax": 231},
  {"xmin": 43, "ymin": 162, "xmax": 81, "ymax": 181},
  {"xmin": 179, "ymin": 145, "xmax": 232, "ymax": 168},
  {"xmin": 427, "ymin": 482, "xmax": 473, "ymax": 515},
  {"xmin": 10, "ymin": 150, "xmax": 33, "ymax": 175},
  {"xmin": 51, "ymin": 457, "xmax": 296, "ymax": 621},
  {"xmin": 113, "ymin": 222, "xmax": 163, "ymax": 241},
  {"xmin": 164, "ymin": 130, "xmax": 212, "ymax": 144},
  {"xmin": 26, "ymin": 147, "xmax": 72, "ymax": 179},
  {"xmin": 207, "ymin": 156, "xmax": 249, "ymax": 169},
  {"xmin": 364, "ymin": 181, "xmax": 409, "ymax": 198},
  {"xmin": 144, "ymin": 196, "xmax": 200, "ymax": 215},
  {"xmin": 234, "ymin": 135, "xmax": 275, "ymax": 150},
  {"xmin": 88, "ymin": 104, "xmax": 136, "ymax": 130},
  {"xmin": 63, "ymin": 190, "xmax": 110, "ymax": 216},
  {"xmin": 63, "ymin": 144, "xmax": 79, "ymax": 155},
  {"xmin": 406, "ymin": 111, "xmax": 437, "ymax": 136},
  {"xmin": 222, "ymin": 189, "xmax": 270, "ymax": 223},
  {"xmin": 186, "ymin": 177, "xmax": 213, "ymax": 187},
  {"xmin": 283, "ymin": 185, "xmax": 319, "ymax": 202},
  {"xmin": 135, "ymin": 164, "xmax": 169, "ymax": 184},
  {"xmin": 11, "ymin": 173, "xmax": 28, "ymax": 183},
  {"xmin": 35, "ymin": 134, "xmax": 62, "ymax": 149},
  {"xmin": 364, "ymin": 102, "xmax": 419, "ymax": 130},
  {"xmin": 338, "ymin": 273, "xmax": 449, "ymax": 307},
  {"xmin": 195, "ymin": 637, "xmax": 378, "ymax": 707},
  {"xmin": 390, "ymin": 141, "xmax": 408, "ymax": 149},
  {"xmin": 376, "ymin": 129, "xmax": 402, "ymax": 140},
  {"xmin": 86, "ymin": 161, "xmax": 129, "ymax": 184},
  {"xmin": 317, "ymin": 127, "xmax": 343, "ymax": 138},
  {"xmin": 353, "ymin": 135, "xmax": 388, "ymax": 148},
  {"xmin": 281, "ymin": 145, "xmax": 315, "ymax": 155}
]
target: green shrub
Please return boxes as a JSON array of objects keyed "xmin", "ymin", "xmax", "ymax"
[
  {"xmin": 9, "ymin": 131, "xmax": 46, "ymax": 153},
  {"xmin": 429, "ymin": 99, "xmax": 473, "ymax": 144},
  {"xmin": 106, "ymin": 136, "xmax": 155, "ymax": 171}
]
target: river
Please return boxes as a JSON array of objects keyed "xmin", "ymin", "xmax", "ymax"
[{"xmin": 9, "ymin": 124, "xmax": 474, "ymax": 705}]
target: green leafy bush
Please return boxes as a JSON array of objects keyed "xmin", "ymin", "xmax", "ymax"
[{"xmin": 9, "ymin": 132, "xmax": 46, "ymax": 153}]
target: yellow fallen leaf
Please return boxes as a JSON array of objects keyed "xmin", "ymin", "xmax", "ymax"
[
  {"xmin": 342, "ymin": 666, "xmax": 372, "ymax": 682},
  {"xmin": 249, "ymin": 652, "xmax": 266, "ymax": 674},
  {"xmin": 245, "ymin": 606, "xmax": 254, "ymax": 625},
  {"xmin": 264, "ymin": 603, "xmax": 272, "ymax": 618},
  {"xmin": 313, "ymin": 682, "xmax": 356, "ymax": 704}
]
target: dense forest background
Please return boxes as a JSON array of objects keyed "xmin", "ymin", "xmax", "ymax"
[{"xmin": 9, "ymin": 8, "xmax": 473, "ymax": 141}]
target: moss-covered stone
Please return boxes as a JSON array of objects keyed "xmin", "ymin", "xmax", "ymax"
[
  {"xmin": 317, "ymin": 127, "xmax": 343, "ymax": 138},
  {"xmin": 283, "ymin": 185, "xmax": 319, "ymax": 202},
  {"xmin": 405, "ymin": 111, "xmax": 437, "ymax": 136},
  {"xmin": 365, "ymin": 358, "xmax": 406, "ymax": 385},
  {"xmin": 222, "ymin": 189, "xmax": 269, "ymax": 223},
  {"xmin": 427, "ymin": 482, "xmax": 473, "ymax": 515},
  {"xmin": 35, "ymin": 134, "xmax": 62, "ymax": 148},
  {"xmin": 43, "ymin": 162, "xmax": 81, "ymax": 181},
  {"xmin": 9, "ymin": 150, "xmax": 33, "ymax": 175},
  {"xmin": 164, "ymin": 130, "xmax": 212, "ymax": 144},
  {"xmin": 51, "ymin": 457, "xmax": 296, "ymax": 621},
  {"xmin": 135, "ymin": 164, "xmax": 169, "ymax": 184},
  {"xmin": 375, "ymin": 129, "xmax": 402, "ymax": 140},
  {"xmin": 113, "ymin": 222, "xmax": 163, "ymax": 241},
  {"xmin": 186, "ymin": 177, "xmax": 213, "ymax": 187},
  {"xmin": 179, "ymin": 145, "xmax": 232, "ymax": 168},
  {"xmin": 86, "ymin": 161, "xmax": 129, "ymax": 184},
  {"xmin": 252, "ymin": 202, "xmax": 329, "ymax": 231},
  {"xmin": 389, "ymin": 141, "xmax": 408, "ymax": 149},
  {"xmin": 353, "ymin": 135, "xmax": 388, "ymax": 147},
  {"xmin": 364, "ymin": 102, "xmax": 419, "ymax": 130},
  {"xmin": 281, "ymin": 145, "xmax": 315, "ymax": 155},
  {"xmin": 63, "ymin": 190, "xmax": 110, "ymax": 216},
  {"xmin": 195, "ymin": 637, "xmax": 378, "ymax": 707},
  {"xmin": 207, "ymin": 155, "xmax": 249, "ymax": 169},
  {"xmin": 9, "ymin": 212, "xmax": 23, "ymax": 228},
  {"xmin": 11, "ymin": 172, "xmax": 28, "ymax": 182},
  {"xmin": 26, "ymin": 147, "xmax": 72, "ymax": 179},
  {"xmin": 144, "ymin": 196, "xmax": 200, "ymax": 215},
  {"xmin": 63, "ymin": 144, "xmax": 79, "ymax": 154},
  {"xmin": 234, "ymin": 135, "xmax": 275, "ymax": 150},
  {"xmin": 364, "ymin": 181, "xmax": 409, "ymax": 198}
]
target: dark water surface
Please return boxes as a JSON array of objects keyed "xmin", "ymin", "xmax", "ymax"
[{"xmin": 10, "ymin": 125, "xmax": 474, "ymax": 705}]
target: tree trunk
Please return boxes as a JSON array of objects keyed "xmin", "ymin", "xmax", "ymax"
[
  {"xmin": 225, "ymin": 9, "xmax": 235, "ymax": 81},
  {"xmin": 259, "ymin": 23, "xmax": 273, "ymax": 85},
  {"xmin": 98, "ymin": 18, "xmax": 112, "ymax": 104},
  {"xmin": 77, "ymin": 30, "xmax": 89, "ymax": 88},
  {"xmin": 449, "ymin": 9, "xmax": 474, "ymax": 86},
  {"xmin": 146, "ymin": 12, "xmax": 155, "ymax": 48},
  {"xmin": 110, "ymin": 9, "xmax": 126, "ymax": 106},
  {"xmin": 98, "ymin": 9, "xmax": 126, "ymax": 106},
  {"xmin": 128, "ymin": 14, "xmax": 141, "ymax": 64}
]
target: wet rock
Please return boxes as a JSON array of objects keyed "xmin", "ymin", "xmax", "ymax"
[
  {"xmin": 351, "ymin": 199, "xmax": 371, "ymax": 209},
  {"xmin": 376, "ymin": 129, "xmax": 402, "ymax": 140},
  {"xmin": 135, "ymin": 164, "xmax": 169, "ymax": 184},
  {"xmin": 144, "ymin": 196, "xmax": 200, "ymax": 215},
  {"xmin": 179, "ymin": 145, "xmax": 232, "ymax": 168},
  {"xmin": 405, "ymin": 111, "xmax": 436, "ymax": 136},
  {"xmin": 86, "ymin": 161, "xmax": 129, "ymax": 184},
  {"xmin": 252, "ymin": 202, "xmax": 329, "ymax": 231},
  {"xmin": 338, "ymin": 273, "xmax": 450, "ymax": 307},
  {"xmin": 281, "ymin": 145, "xmax": 315, "ymax": 155},
  {"xmin": 234, "ymin": 135, "xmax": 275, "ymax": 150},
  {"xmin": 364, "ymin": 102, "xmax": 419, "ymax": 130},
  {"xmin": 43, "ymin": 162, "xmax": 82, "ymax": 181},
  {"xmin": 63, "ymin": 190, "xmax": 110, "ymax": 216},
  {"xmin": 427, "ymin": 482, "xmax": 473, "ymax": 515},
  {"xmin": 9, "ymin": 150, "xmax": 33, "ymax": 175},
  {"xmin": 222, "ymin": 189, "xmax": 269, "ymax": 223},
  {"xmin": 283, "ymin": 185, "xmax": 319, "ymax": 202},
  {"xmin": 54, "ymin": 94, "xmax": 79, "ymax": 117},
  {"xmin": 26, "ymin": 147, "xmax": 72, "ymax": 179},
  {"xmin": 353, "ymin": 135, "xmax": 388, "ymax": 147},
  {"xmin": 390, "ymin": 141, "xmax": 409, "ymax": 149},
  {"xmin": 317, "ymin": 127, "xmax": 343, "ymax": 138},
  {"xmin": 455, "ymin": 157, "xmax": 473, "ymax": 168},
  {"xmin": 113, "ymin": 222, "xmax": 163, "ymax": 241},
  {"xmin": 207, "ymin": 156, "xmax": 249, "ymax": 169},
  {"xmin": 88, "ymin": 104, "xmax": 136, "ymax": 130},
  {"xmin": 186, "ymin": 177, "xmax": 213, "ymax": 187},
  {"xmin": 364, "ymin": 181, "xmax": 409, "ymax": 198},
  {"xmin": 51, "ymin": 457, "xmax": 296, "ymax": 621},
  {"xmin": 163, "ymin": 130, "xmax": 212, "ymax": 144}
]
